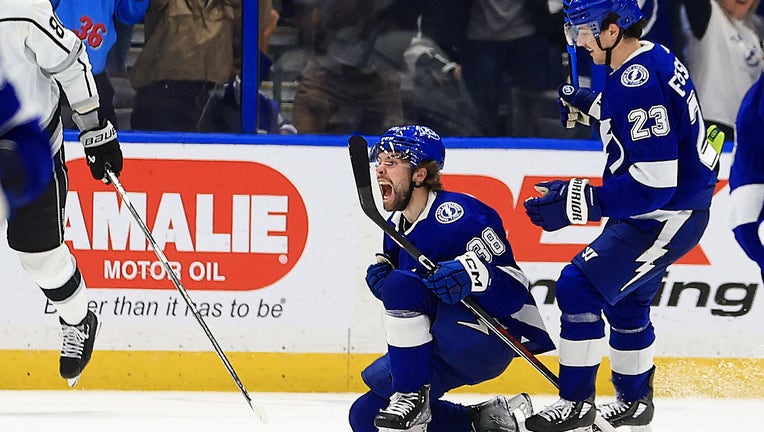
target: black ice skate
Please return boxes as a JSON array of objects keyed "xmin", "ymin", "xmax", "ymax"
[
  {"xmin": 469, "ymin": 393, "xmax": 533, "ymax": 432},
  {"xmin": 525, "ymin": 398, "xmax": 596, "ymax": 432},
  {"xmin": 59, "ymin": 310, "xmax": 99, "ymax": 386},
  {"xmin": 594, "ymin": 397, "xmax": 653, "ymax": 432},
  {"xmin": 594, "ymin": 367, "xmax": 655, "ymax": 432},
  {"xmin": 374, "ymin": 384, "xmax": 431, "ymax": 432}
]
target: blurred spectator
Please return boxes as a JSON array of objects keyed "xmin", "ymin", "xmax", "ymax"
[
  {"xmin": 290, "ymin": 0, "xmax": 418, "ymax": 135},
  {"xmin": 456, "ymin": 1, "xmax": 559, "ymax": 136},
  {"xmin": 399, "ymin": 20, "xmax": 486, "ymax": 136},
  {"xmin": 680, "ymin": 0, "xmax": 762, "ymax": 140},
  {"xmin": 198, "ymin": 0, "xmax": 297, "ymax": 134},
  {"xmin": 51, "ymin": 0, "xmax": 148, "ymax": 127},
  {"xmin": 129, "ymin": 0, "xmax": 241, "ymax": 131},
  {"xmin": 639, "ymin": 0, "xmax": 677, "ymax": 49},
  {"xmin": 106, "ymin": 21, "xmax": 137, "ymax": 77}
]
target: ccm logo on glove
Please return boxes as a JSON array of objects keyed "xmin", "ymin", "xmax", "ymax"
[{"xmin": 456, "ymin": 251, "xmax": 490, "ymax": 293}]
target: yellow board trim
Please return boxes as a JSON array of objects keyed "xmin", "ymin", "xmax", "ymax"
[{"xmin": 3, "ymin": 351, "xmax": 762, "ymax": 397}]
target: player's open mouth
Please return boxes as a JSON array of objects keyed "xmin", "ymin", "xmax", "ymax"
[{"xmin": 379, "ymin": 182, "xmax": 393, "ymax": 200}]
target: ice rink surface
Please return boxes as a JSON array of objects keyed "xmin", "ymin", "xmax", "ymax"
[{"xmin": 0, "ymin": 390, "xmax": 761, "ymax": 431}]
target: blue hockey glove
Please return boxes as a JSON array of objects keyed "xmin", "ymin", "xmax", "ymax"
[
  {"xmin": 0, "ymin": 120, "xmax": 52, "ymax": 211},
  {"xmin": 365, "ymin": 253, "xmax": 393, "ymax": 300},
  {"xmin": 423, "ymin": 251, "xmax": 494, "ymax": 305},
  {"xmin": 79, "ymin": 119, "xmax": 122, "ymax": 183},
  {"xmin": 558, "ymin": 84, "xmax": 601, "ymax": 128},
  {"xmin": 524, "ymin": 178, "xmax": 602, "ymax": 231}
]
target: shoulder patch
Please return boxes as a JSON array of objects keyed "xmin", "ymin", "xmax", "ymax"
[
  {"xmin": 435, "ymin": 202, "xmax": 464, "ymax": 224},
  {"xmin": 621, "ymin": 64, "xmax": 650, "ymax": 87}
]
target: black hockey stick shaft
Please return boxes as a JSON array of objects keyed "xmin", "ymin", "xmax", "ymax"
[
  {"xmin": 105, "ymin": 169, "xmax": 267, "ymax": 423},
  {"xmin": 349, "ymin": 137, "xmax": 617, "ymax": 432}
]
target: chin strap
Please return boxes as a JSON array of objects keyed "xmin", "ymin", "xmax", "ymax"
[{"xmin": 596, "ymin": 30, "xmax": 624, "ymax": 69}]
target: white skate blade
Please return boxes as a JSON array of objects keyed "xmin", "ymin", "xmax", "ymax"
[
  {"xmin": 377, "ymin": 424, "xmax": 428, "ymax": 432},
  {"xmin": 66, "ymin": 375, "xmax": 81, "ymax": 387},
  {"xmin": 593, "ymin": 424, "xmax": 652, "ymax": 432},
  {"xmin": 616, "ymin": 426, "xmax": 651, "ymax": 432}
]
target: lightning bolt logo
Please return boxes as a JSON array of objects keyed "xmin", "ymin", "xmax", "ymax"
[{"xmin": 620, "ymin": 211, "xmax": 690, "ymax": 292}]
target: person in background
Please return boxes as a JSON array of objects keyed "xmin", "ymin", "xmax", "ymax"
[
  {"xmin": 51, "ymin": 0, "xmax": 148, "ymax": 127},
  {"xmin": 731, "ymin": 71, "xmax": 764, "ymax": 282},
  {"xmin": 290, "ymin": 0, "xmax": 415, "ymax": 135},
  {"xmin": 130, "ymin": 0, "xmax": 241, "ymax": 131},
  {"xmin": 349, "ymin": 125, "xmax": 554, "ymax": 432},
  {"xmin": 680, "ymin": 0, "xmax": 762, "ymax": 141},
  {"xmin": 197, "ymin": 0, "xmax": 297, "ymax": 134},
  {"xmin": 0, "ymin": 0, "xmax": 124, "ymax": 386}
]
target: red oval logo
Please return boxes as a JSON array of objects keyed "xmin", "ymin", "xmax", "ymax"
[{"xmin": 65, "ymin": 159, "xmax": 309, "ymax": 291}]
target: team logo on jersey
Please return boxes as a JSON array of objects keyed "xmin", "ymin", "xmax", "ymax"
[
  {"xmin": 621, "ymin": 64, "xmax": 650, "ymax": 87},
  {"xmin": 435, "ymin": 202, "xmax": 464, "ymax": 224}
]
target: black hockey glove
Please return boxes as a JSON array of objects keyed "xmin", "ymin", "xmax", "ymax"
[{"xmin": 79, "ymin": 120, "xmax": 122, "ymax": 183}]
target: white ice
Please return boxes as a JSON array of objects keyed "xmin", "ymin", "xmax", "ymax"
[{"xmin": 0, "ymin": 391, "xmax": 761, "ymax": 431}]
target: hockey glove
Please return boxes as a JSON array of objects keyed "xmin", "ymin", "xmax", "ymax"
[
  {"xmin": 524, "ymin": 178, "xmax": 602, "ymax": 231},
  {"xmin": 558, "ymin": 84, "xmax": 601, "ymax": 128},
  {"xmin": 423, "ymin": 251, "xmax": 493, "ymax": 305},
  {"xmin": 79, "ymin": 119, "xmax": 122, "ymax": 183},
  {"xmin": 365, "ymin": 253, "xmax": 394, "ymax": 300},
  {"xmin": 0, "ymin": 120, "xmax": 53, "ymax": 210}
]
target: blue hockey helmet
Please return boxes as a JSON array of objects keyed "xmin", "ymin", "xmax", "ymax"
[
  {"xmin": 563, "ymin": 0, "xmax": 643, "ymax": 43},
  {"xmin": 370, "ymin": 125, "xmax": 445, "ymax": 170}
]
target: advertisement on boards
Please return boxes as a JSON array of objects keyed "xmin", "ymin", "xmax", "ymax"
[{"xmin": 0, "ymin": 142, "xmax": 760, "ymax": 359}]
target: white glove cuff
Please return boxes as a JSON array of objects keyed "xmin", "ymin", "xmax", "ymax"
[
  {"xmin": 588, "ymin": 93, "xmax": 602, "ymax": 120},
  {"xmin": 456, "ymin": 251, "xmax": 491, "ymax": 293},
  {"xmin": 79, "ymin": 120, "xmax": 117, "ymax": 148},
  {"xmin": 566, "ymin": 178, "xmax": 590, "ymax": 225}
]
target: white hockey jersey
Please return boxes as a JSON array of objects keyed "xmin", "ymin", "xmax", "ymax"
[{"xmin": 0, "ymin": 0, "xmax": 100, "ymax": 153}]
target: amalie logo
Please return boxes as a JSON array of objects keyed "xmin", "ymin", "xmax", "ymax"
[
  {"xmin": 442, "ymin": 174, "xmax": 725, "ymax": 265},
  {"xmin": 64, "ymin": 159, "xmax": 308, "ymax": 291}
]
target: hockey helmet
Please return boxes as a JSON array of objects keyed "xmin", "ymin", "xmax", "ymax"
[
  {"xmin": 563, "ymin": 0, "xmax": 643, "ymax": 44},
  {"xmin": 370, "ymin": 125, "xmax": 445, "ymax": 170}
]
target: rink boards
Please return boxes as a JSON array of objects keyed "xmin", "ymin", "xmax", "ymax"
[{"xmin": 0, "ymin": 135, "xmax": 761, "ymax": 397}]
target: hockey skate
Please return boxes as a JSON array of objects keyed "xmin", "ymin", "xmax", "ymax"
[
  {"xmin": 469, "ymin": 393, "xmax": 533, "ymax": 432},
  {"xmin": 594, "ymin": 367, "xmax": 655, "ymax": 432},
  {"xmin": 59, "ymin": 310, "xmax": 100, "ymax": 387},
  {"xmin": 374, "ymin": 384, "xmax": 431, "ymax": 432},
  {"xmin": 524, "ymin": 398, "xmax": 596, "ymax": 432},
  {"xmin": 592, "ymin": 397, "xmax": 653, "ymax": 432}
]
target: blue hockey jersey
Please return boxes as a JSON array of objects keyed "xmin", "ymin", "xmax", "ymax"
[
  {"xmin": 730, "ymin": 72, "xmax": 764, "ymax": 270},
  {"xmin": 381, "ymin": 190, "xmax": 554, "ymax": 355},
  {"xmin": 596, "ymin": 42, "xmax": 718, "ymax": 228},
  {"xmin": 51, "ymin": 0, "xmax": 147, "ymax": 74},
  {"xmin": 733, "ymin": 72, "xmax": 764, "ymax": 189}
]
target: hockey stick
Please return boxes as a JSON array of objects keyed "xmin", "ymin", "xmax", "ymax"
[
  {"xmin": 105, "ymin": 168, "xmax": 267, "ymax": 423},
  {"xmin": 563, "ymin": 44, "xmax": 580, "ymax": 88},
  {"xmin": 348, "ymin": 136, "xmax": 616, "ymax": 432}
]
